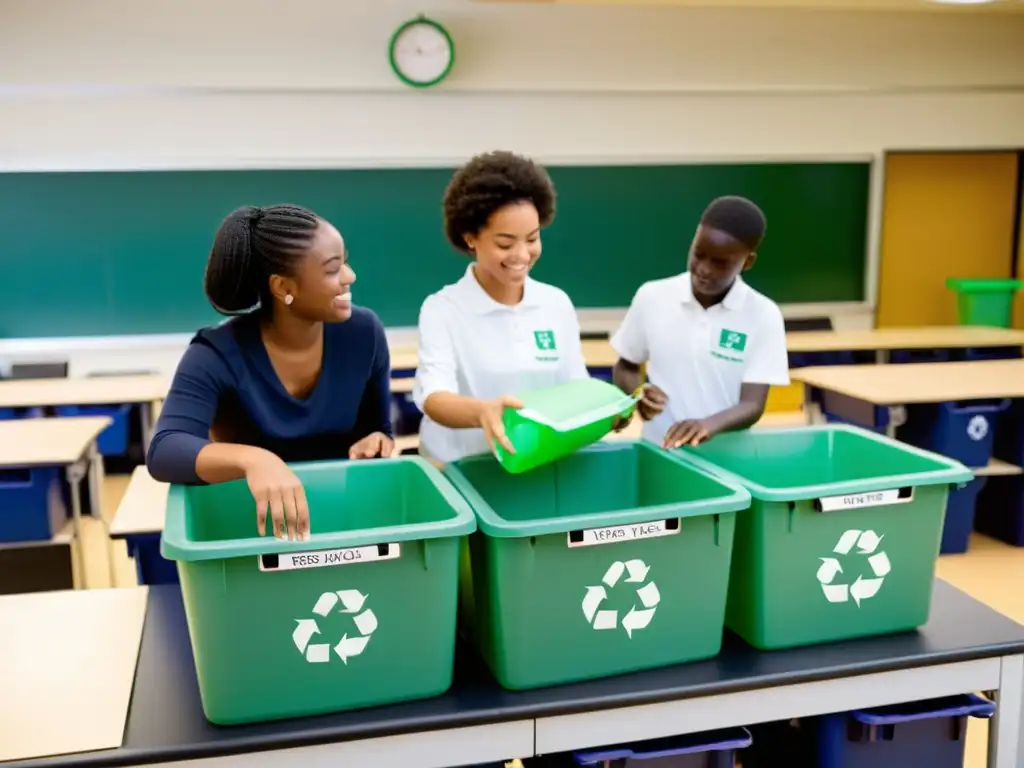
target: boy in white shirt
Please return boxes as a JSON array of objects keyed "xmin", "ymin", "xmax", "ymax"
[{"xmin": 610, "ymin": 196, "xmax": 790, "ymax": 449}]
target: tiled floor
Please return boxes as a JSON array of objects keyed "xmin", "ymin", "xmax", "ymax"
[{"xmin": 79, "ymin": 473, "xmax": 1022, "ymax": 768}]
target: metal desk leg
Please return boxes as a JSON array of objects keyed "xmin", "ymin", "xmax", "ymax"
[
  {"xmin": 885, "ymin": 406, "xmax": 907, "ymax": 440},
  {"xmin": 139, "ymin": 400, "xmax": 155, "ymax": 455},
  {"xmin": 989, "ymin": 654, "xmax": 1023, "ymax": 768},
  {"xmin": 64, "ymin": 459, "xmax": 89, "ymax": 590},
  {"xmin": 85, "ymin": 443, "xmax": 119, "ymax": 588}
]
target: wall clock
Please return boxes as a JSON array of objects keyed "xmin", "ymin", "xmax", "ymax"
[{"xmin": 388, "ymin": 16, "xmax": 455, "ymax": 89}]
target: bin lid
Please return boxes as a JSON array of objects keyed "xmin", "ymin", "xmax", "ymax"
[
  {"xmin": 512, "ymin": 378, "xmax": 639, "ymax": 433},
  {"xmin": 946, "ymin": 277, "xmax": 1024, "ymax": 294}
]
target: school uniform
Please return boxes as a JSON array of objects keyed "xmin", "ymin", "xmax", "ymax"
[
  {"xmin": 610, "ymin": 272, "xmax": 789, "ymax": 446},
  {"xmin": 413, "ymin": 265, "xmax": 589, "ymax": 464}
]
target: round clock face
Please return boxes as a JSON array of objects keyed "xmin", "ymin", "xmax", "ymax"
[{"xmin": 389, "ymin": 20, "xmax": 454, "ymax": 88}]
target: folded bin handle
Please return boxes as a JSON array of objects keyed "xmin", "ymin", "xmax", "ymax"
[
  {"xmin": 943, "ymin": 398, "xmax": 1011, "ymax": 415},
  {"xmin": 851, "ymin": 693, "xmax": 995, "ymax": 726}
]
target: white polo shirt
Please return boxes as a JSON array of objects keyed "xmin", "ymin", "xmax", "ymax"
[
  {"xmin": 610, "ymin": 273, "xmax": 789, "ymax": 446},
  {"xmin": 413, "ymin": 265, "xmax": 590, "ymax": 463}
]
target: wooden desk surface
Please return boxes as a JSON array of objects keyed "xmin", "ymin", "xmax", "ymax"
[
  {"xmin": 792, "ymin": 359, "xmax": 1024, "ymax": 405},
  {"xmin": 0, "ymin": 374, "xmax": 169, "ymax": 409},
  {"xmin": 0, "ymin": 586, "xmax": 149, "ymax": 762},
  {"xmin": 786, "ymin": 325, "xmax": 1024, "ymax": 353},
  {"xmin": 110, "ymin": 465, "xmax": 170, "ymax": 537},
  {"xmin": 0, "ymin": 416, "xmax": 111, "ymax": 467},
  {"xmin": 389, "ymin": 327, "xmax": 1024, "ymax": 371}
]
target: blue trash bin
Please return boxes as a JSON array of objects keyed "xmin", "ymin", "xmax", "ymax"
[
  {"xmin": 0, "ymin": 406, "xmax": 45, "ymax": 420},
  {"xmin": 123, "ymin": 533, "xmax": 180, "ymax": 585},
  {"xmin": 940, "ymin": 476, "xmax": 986, "ymax": 555},
  {"xmin": 744, "ymin": 694, "xmax": 993, "ymax": 768},
  {"xmin": 959, "ymin": 346, "xmax": 1023, "ymax": 362},
  {"xmin": 975, "ymin": 476, "xmax": 1024, "ymax": 546},
  {"xmin": 889, "ymin": 348, "xmax": 951, "ymax": 364},
  {"xmin": 0, "ymin": 466, "xmax": 68, "ymax": 543},
  {"xmin": 899, "ymin": 400, "xmax": 1011, "ymax": 468},
  {"xmin": 818, "ymin": 694, "xmax": 995, "ymax": 768},
  {"xmin": 570, "ymin": 728, "xmax": 752, "ymax": 768},
  {"xmin": 53, "ymin": 404, "xmax": 133, "ymax": 456}
]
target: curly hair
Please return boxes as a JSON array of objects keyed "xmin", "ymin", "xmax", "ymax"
[
  {"xmin": 700, "ymin": 196, "xmax": 767, "ymax": 251},
  {"xmin": 442, "ymin": 150, "xmax": 557, "ymax": 253}
]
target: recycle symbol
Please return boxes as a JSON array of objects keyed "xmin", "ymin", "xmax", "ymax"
[
  {"xmin": 967, "ymin": 415, "xmax": 989, "ymax": 442},
  {"xmin": 582, "ymin": 559, "xmax": 660, "ymax": 638},
  {"xmin": 816, "ymin": 529, "xmax": 891, "ymax": 607},
  {"xmin": 292, "ymin": 589, "xmax": 377, "ymax": 664}
]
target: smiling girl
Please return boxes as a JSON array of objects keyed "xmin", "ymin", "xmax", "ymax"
[{"xmin": 412, "ymin": 151, "xmax": 591, "ymax": 464}]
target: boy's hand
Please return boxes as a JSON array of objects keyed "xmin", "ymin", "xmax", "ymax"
[
  {"xmin": 637, "ymin": 384, "xmax": 668, "ymax": 421},
  {"xmin": 663, "ymin": 419, "xmax": 716, "ymax": 449}
]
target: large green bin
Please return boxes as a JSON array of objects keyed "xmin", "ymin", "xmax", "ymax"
[
  {"xmin": 946, "ymin": 277, "xmax": 1023, "ymax": 328},
  {"xmin": 444, "ymin": 440, "xmax": 752, "ymax": 690},
  {"xmin": 677, "ymin": 425, "xmax": 972, "ymax": 651},
  {"xmin": 161, "ymin": 457, "xmax": 476, "ymax": 725}
]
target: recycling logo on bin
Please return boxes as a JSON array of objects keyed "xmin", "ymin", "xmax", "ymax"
[
  {"xmin": 967, "ymin": 414, "xmax": 989, "ymax": 442},
  {"xmin": 292, "ymin": 589, "xmax": 377, "ymax": 664},
  {"xmin": 582, "ymin": 559, "xmax": 660, "ymax": 638},
  {"xmin": 816, "ymin": 529, "xmax": 891, "ymax": 607}
]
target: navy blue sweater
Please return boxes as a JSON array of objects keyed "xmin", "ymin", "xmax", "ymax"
[{"xmin": 146, "ymin": 307, "xmax": 392, "ymax": 485}]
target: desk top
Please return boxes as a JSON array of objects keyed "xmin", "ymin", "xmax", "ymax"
[
  {"xmin": 0, "ymin": 416, "xmax": 112, "ymax": 467},
  {"xmin": 388, "ymin": 327, "xmax": 1024, "ymax": 372},
  {"xmin": 0, "ymin": 587, "xmax": 149, "ymax": 764},
  {"xmin": 785, "ymin": 325, "xmax": 1024, "ymax": 353},
  {"xmin": 109, "ymin": 466, "xmax": 170, "ymax": 537},
  {"xmin": 12, "ymin": 580, "xmax": 1023, "ymax": 768},
  {"xmin": 792, "ymin": 359, "xmax": 1024, "ymax": 404},
  {"xmin": 0, "ymin": 375, "xmax": 169, "ymax": 409}
]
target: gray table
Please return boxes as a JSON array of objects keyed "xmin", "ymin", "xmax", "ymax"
[{"xmin": 7, "ymin": 580, "xmax": 1024, "ymax": 768}]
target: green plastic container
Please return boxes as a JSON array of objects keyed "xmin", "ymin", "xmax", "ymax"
[
  {"xmin": 677, "ymin": 425, "xmax": 972, "ymax": 651},
  {"xmin": 160, "ymin": 457, "xmax": 476, "ymax": 725},
  {"xmin": 946, "ymin": 277, "xmax": 1024, "ymax": 328},
  {"xmin": 444, "ymin": 440, "xmax": 752, "ymax": 690},
  {"xmin": 494, "ymin": 378, "xmax": 638, "ymax": 475}
]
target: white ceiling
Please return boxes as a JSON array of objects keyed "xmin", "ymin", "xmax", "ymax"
[{"xmin": 478, "ymin": 0, "xmax": 1024, "ymax": 11}]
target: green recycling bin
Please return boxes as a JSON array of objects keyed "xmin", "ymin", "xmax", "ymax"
[
  {"xmin": 161, "ymin": 457, "xmax": 476, "ymax": 725},
  {"xmin": 444, "ymin": 440, "xmax": 752, "ymax": 690},
  {"xmin": 677, "ymin": 425, "xmax": 972, "ymax": 651},
  {"xmin": 946, "ymin": 277, "xmax": 1024, "ymax": 328}
]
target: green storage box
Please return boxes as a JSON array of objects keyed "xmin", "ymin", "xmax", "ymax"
[
  {"xmin": 495, "ymin": 378, "xmax": 638, "ymax": 475},
  {"xmin": 161, "ymin": 457, "xmax": 476, "ymax": 725},
  {"xmin": 677, "ymin": 425, "xmax": 972, "ymax": 651},
  {"xmin": 946, "ymin": 277, "xmax": 1024, "ymax": 328},
  {"xmin": 444, "ymin": 440, "xmax": 752, "ymax": 690}
]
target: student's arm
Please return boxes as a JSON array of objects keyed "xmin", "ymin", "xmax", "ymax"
[
  {"xmin": 146, "ymin": 343, "xmax": 270, "ymax": 485},
  {"xmin": 413, "ymin": 296, "xmax": 521, "ymax": 452}
]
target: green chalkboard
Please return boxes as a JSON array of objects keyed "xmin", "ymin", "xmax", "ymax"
[{"xmin": 0, "ymin": 162, "xmax": 869, "ymax": 338}]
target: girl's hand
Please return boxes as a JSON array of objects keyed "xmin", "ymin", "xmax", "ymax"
[
  {"xmin": 244, "ymin": 450, "xmax": 310, "ymax": 541},
  {"xmin": 349, "ymin": 432, "xmax": 395, "ymax": 460},
  {"xmin": 478, "ymin": 395, "xmax": 524, "ymax": 454}
]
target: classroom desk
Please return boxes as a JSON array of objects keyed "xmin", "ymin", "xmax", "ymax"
[
  {"xmin": 6, "ymin": 580, "xmax": 1022, "ymax": 768},
  {"xmin": 0, "ymin": 587, "xmax": 149, "ymax": 764},
  {"xmin": 0, "ymin": 417, "xmax": 113, "ymax": 589},
  {"xmin": 0, "ymin": 374, "xmax": 169, "ymax": 452},
  {"xmin": 387, "ymin": 327, "xmax": 1024, "ymax": 374}
]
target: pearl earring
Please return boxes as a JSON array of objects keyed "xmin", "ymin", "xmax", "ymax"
[{"xmin": 284, "ymin": 294, "xmax": 294, "ymax": 306}]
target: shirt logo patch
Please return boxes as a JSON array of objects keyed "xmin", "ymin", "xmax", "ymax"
[
  {"xmin": 533, "ymin": 329, "xmax": 559, "ymax": 362},
  {"xmin": 719, "ymin": 329, "xmax": 748, "ymax": 352},
  {"xmin": 711, "ymin": 328, "xmax": 748, "ymax": 363},
  {"xmin": 534, "ymin": 330, "xmax": 557, "ymax": 351}
]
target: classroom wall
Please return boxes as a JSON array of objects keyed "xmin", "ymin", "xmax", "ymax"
[
  {"xmin": 875, "ymin": 152, "xmax": 1020, "ymax": 328},
  {"xmin": 1, "ymin": 0, "xmax": 1023, "ymax": 171}
]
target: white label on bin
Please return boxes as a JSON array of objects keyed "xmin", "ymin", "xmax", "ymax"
[
  {"xmin": 567, "ymin": 519, "xmax": 680, "ymax": 549},
  {"xmin": 817, "ymin": 488, "xmax": 914, "ymax": 513},
  {"xmin": 258, "ymin": 542, "xmax": 401, "ymax": 572}
]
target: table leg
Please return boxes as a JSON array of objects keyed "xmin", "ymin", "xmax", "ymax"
[
  {"xmin": 139, "ymin": 400, "xmax": 155, "ymax": 455},
  {"xmin": 875, "ymin": 349, "xmax": 888, "ymax": 364},
  {"xmin": 989, "ymin": 654, "xmax": 1024, "ymax": 768},
  {"xmin": 87, "ymin": 441, "xmax": 105, "ymax": 520},
  {"xmin": 885, "ymin": 406, "xmax": 907, "ymax": 440},
  {"xmin": 64, "ymin": 459, "xmax": 89, "ymax": 590}
]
